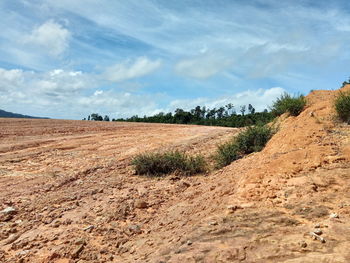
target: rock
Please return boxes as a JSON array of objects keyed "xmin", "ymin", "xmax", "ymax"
[
  {"xmin": 74, "ymin": 238, "xmax": 86, "ymax": 245},
  {"xmin": 177, "ymin": 181, "xmax": 190, "ymax": 189},
  {"xmin": 128, "ymin": 224, "xmax": 142, "ymax": 234},
  {"xmin": 48, "ymin": 251, "xmax": 60, "ymax": 260},
  {"xmin": 1, "ymin": 207, "xmax": 17, "ymax": 215},
  {"xmin": 71, "ymin": 244, "xmax": 84, "ymax": 259},
  {"xmin": 330, "ymin": 213, "xmax": 339, "ymax": 219},
  {"xmin": 52, "ymin": 220, "xmax": 61, "ymax": 228},
  {"xmin": 310, "ymin": 232, "xmax": 325, "ymax": 243},
  {"xmin": 91, "ymin": 189, "xmax": 98, "ymax": 195},
  {"xmin": 2, "ymin": 233, "xmax": 20, "ymax": 245},
  {"xmin": 186, "ymin": 240, "xmax": 192, "ymax": 246},
  {"xmin": 226, "ymin": 205, "xmax": 241, "ymax": 214},
  {"xmin": 313, "ymin": 228, "xmax": 322, "ymax": 235},
  {"xmin": 0, "ymin": 207, "xmax": 17, "ymax": 221},
  {"xmin": 299, "ymin": 241, "xmax": 307, "ymax": 248},
  {"xmin": 314, "ymin": 223, "xmax": 321, "ymax": 228},
  {"xmin": 16, "ymin": 250, "xmax": 30, "ymax": 256},
  {"xmin": 208, "ymin": 221, "xmax": 218, "ymax": 226},
  {"xmin": 83, "ymin": 225, "xmax": 94, "ymax": 232},
  {"xmin": 135, "ymin": 200, "xmax": 148, "ymax": 209}
]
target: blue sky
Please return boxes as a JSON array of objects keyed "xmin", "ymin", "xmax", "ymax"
[{"xmin": 1, "ymin": 0, "xmax": 350, "ymax": 119}]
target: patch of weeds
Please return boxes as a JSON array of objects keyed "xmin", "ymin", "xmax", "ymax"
[
  {"xmin": 271, "ymin": 93, "xmax": 306, "ymax": 117},
  {"xmin": 334, "ymin": 91, "xmax": 350, "ymax": 124},
  {"xmin": 214, "ymin": 125, "xmax": 275, "ymax": 168},
  {"xmin": 131, "ymin": 150, "xmax": 207, "ymax": 176}
]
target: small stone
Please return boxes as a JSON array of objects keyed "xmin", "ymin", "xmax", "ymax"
[
  {"xmin": 135, "ymin": 200, "xmax": 148, "ymax": 209},
  {"xmin": 310, "ymin": 232, "xmax": 325, "ymax": 243},
  {"xmin": 91, "ymin": 189, "xmax": 98, "ymax": 195},
  {"xmin": 226, "ymin": 205, "xmax": 240, "ymax": 214},
  {"xmin": 1, "ymin": 207, "xmax": 17, "ymax": 214},
  {"xmin": 83, "ymin": 225, "xmax": 94, "ymax": 232},
  {"xmin": 187, "ymin": 240, "xmax": 192, "ymax": 246},
  {"xmin": 48, "ymin": 252, "xmax": 60, "ymax": 260},
  {"xmin": 330, "ymin": 213, "xmax": 339, "ymax": 219},
  {"xmin": 177, "ymin": 181, "xmax": 190, "ymax": 189},
  {"xmin": 128, "ymin": 224, "xmax": 142, "ymax": 234},
  {"xmin": 16, "ymin": 250, "xmax": 30, "ymax": 256},
  {"xmin": 74, "ymin": 238, "xmax": 86, "ymax": 245},
  {"xmin": 208, "ymin": 221, "xmax": 218, "ymax": 226},
  {"xmin": 52, "ymin": 220, "xmax": 61, "ymax": 228},
  {"xmin": 299, "ymin": 241, "xmax": 307, "ymax": 248},
  {"xmin": 71, "ymin": 244, "xmax": 84, "ymax": 259},
  {"xmin": 2, "ymin": 233, "xmax": 20, "ymax": 245},
  {"xmin": 314, "ymin": 223, "xmax": 320, "ymax": 228},
  {"xmin": 313, "ymin": 228, "xmax": 322, "ymax": 235}
]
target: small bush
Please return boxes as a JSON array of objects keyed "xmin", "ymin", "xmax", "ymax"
[
  {"xmin": 271, "ymin": 93, "xmax": 306, "ymax": 117},
  {"xmin": 235, "ymin": 125, "xmax": 275, "ymax": 154},
  {"xmin": 334, "ymin": 91, "xmax": 350, "ymax": 123},
  {"xmin": 215, "ymin": 125, "xmax": 275, "ymax": 168},
  {"xmin": 215, "ymin": 142, "xmax": 240, "ymax": 168},
  {"xmin": 131, "ymin": 150, "xmax": 207, "ymax": 176}
]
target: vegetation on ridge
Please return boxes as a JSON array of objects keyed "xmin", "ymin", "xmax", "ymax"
[
  {"xmin": 131, "ymin": 150, "xmax": 207, "ymax": 176},
  {"xmin": 270, "ymin": 93, "xmax": 306, "ymax": 117},
  {"xmin": 214, "ymin": 125, "xmax": 275, "ymax": 168},
  {"xmin": 334, "ymin": 91, "xmax": 350, "ymax": 124}
]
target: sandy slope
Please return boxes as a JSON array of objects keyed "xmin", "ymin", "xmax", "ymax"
[{"xmin": 1, "ymin": 86, "xmax": 350, "ymax": 263}]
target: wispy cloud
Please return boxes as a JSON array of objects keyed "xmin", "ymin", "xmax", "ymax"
[
  {"xmin": 175, "ymin": 53, "xmax": 233, "ymax": 79},
  {"xmin": 103, "ymin": 57, "xmax": 162, "ymax": 82}
]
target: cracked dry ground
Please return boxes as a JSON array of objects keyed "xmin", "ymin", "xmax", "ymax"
[{"xmin": 1, "ymin": 87, "xmax": 350, "ymax": 263}]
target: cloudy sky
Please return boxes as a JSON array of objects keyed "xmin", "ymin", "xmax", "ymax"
[{"xmin": 1, "ymin": 0, "xmax": 350, "ymax": 119}]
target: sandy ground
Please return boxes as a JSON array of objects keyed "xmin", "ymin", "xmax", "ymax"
[{"xmin": 1, "ymin": 86, "xmax": 350, "ymax": 263}]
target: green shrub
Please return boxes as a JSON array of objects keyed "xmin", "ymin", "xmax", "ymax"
[
  {"xmin": 235, "ymin": 125, "xmax": 275, "ymax": 154},
  {"xmin": 214, "ymin": 142, "xmax": 240, "ymax": 168},
  {"xmin": 271, "ymin": 93, "xmax": 306, "ymax": 117},
  {"xmin": 215, "ymin": 125, "xmax": 275, "ymax": 168},
  {"xmin": 334, "ymin": 91, "xmax": 350, "ymax": 124},
  {"xmin": 131, "ymin": 150, "xmax": 207, "ymax": 176}
]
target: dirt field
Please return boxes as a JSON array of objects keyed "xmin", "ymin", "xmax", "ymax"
[
  {"xmin": 0, "ymin": 119, "xmax": 236, "ymax": 262},
  {"xmin": 1, "ymin": 86, "xmax": 350, "ymax": 263}
]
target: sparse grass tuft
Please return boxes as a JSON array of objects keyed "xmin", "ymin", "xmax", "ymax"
[
  {"xmin": 215, "ymin": 125, "xmax": 275, "ymax": 168},
  {"xmin": 271, "ymin": 93, "xmax": 306, "ymax": 117},
  {"xmin": 334, "ymin": 91, "xmax": 350, "ymax": 124},
  {"xmin": 131, "ymin": 150, "xmax": 207, "ymax": 176}
]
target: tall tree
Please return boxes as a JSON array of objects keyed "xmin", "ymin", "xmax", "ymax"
[
  {"xmin": 240, "ymin": 105, "xmax": 246, "ymax": 116},
  {"xmin": 248, "ymin": 104, "xmax": 255, "ymax": 114}
]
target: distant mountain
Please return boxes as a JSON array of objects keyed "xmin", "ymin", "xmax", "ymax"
[{"xmin": 0, "ymin": 109, "xmax": 49, "ymax": 119}]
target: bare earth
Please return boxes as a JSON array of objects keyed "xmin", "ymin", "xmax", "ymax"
[{"xmin": 1, "ymin": 86, "xmax": 350, "ymax": 263}]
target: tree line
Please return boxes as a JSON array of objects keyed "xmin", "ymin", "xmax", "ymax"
[{"xmin": 83, "ymin": 103, "xmax": 274, "ymax": 128}]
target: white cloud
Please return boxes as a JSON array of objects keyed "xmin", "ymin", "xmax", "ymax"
[
  {"xmin": 175, "ymin": 54, "xmax": 233, "ymax": 79},
  {"xmin": 0, "ymin": 68, "xmax": 92, "ymax": 107},
  {"xmin": 104, "ymin": 57, "xmax": 162, "ymax": 82},
  {"xmin": 0, "ymin": 68, "xmax": 25, "ymax": 91},
  {"xmin": 0, "ymin": 67, "xmax": 163, "ymax": 119},
  {"xmin": 94, "ymin": 90, "xmax": 103, "ymax": 96},
  {"xmin": 23, "ymin": 20, "xmax": 71, "ymax": 56},
  {"xmin": 169, "ymin": 87, "xmax": 286, "ymax": 113},
  {"xmin": 76, "ymin": 90, "xmax": 162, "ymax": 118}
]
